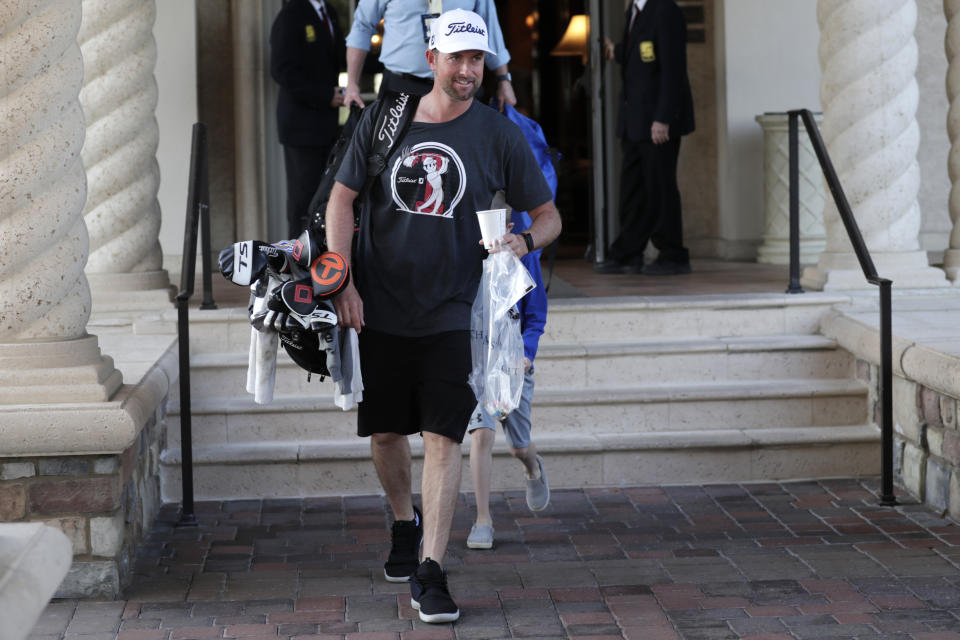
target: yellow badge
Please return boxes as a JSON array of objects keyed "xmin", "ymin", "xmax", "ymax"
[
  {"xmin": 640, "ymin": 40, "xmax": 655, "ymax": 62},
  {"xmin": 305, "ymin": 24, "xmax": 316, "ymax": 42}
]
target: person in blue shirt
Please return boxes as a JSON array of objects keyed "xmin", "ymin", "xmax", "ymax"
[
  {"xmin": 343, "ymin": 0, "xmax": 516, "ymax": 110},
  {"xmin": 466, "ymin": 208, "xmax": 550, "ymax": 550}
]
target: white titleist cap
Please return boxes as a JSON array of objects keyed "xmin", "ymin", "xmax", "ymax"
[{"xmin": 429, "ymin": 9, "xmax": 495, "ymax": 55}]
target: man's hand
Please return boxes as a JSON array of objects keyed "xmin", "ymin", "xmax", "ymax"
[
  {"xmin": 483, "ymin": 223, "xmax": 529, "ymax": 257},
  {"xmin": 603, "ymin": 37, "xmax": 615, "ymax": 61},
  {"xmin": 496, "ymin": 81, "xmax": 517, "ymax": 112},
  {"xmin": 333, "ymin": 281, "xmax": 364, "ymax": 332},
  {"xmin": 343, "ymin": 83, "xmax": 364, "ymax": 109},
  {"xmin": 651, "ymin": 121, "xmax": 670, "ymax": 144},
  {"xmin": 330, "ymin": 87, "xmax": 346, "ymax": 108},
  {"xmin": 523, "ymin": 357, "xmax": 531, "ymax": 372}
]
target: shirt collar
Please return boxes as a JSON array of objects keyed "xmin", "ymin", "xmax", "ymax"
[
  {"xmin": 634, "ymin": 0, "xmax": 649, "ymax": 12},
  {"xmin": 308, "ymin": 0, "xmax": 326, "ymax": 18}
]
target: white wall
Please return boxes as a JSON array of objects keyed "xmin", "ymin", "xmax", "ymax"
[
  {"xmin": 717, "ymin": 0, "xmax": 820, "ymax": 256},
  {"xmin": 155, "ymin": 1, "xmax": 199, "ymax": 273}
]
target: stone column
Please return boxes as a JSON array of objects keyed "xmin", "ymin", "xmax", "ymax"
[
  {"xmin": 0, "ymin": 0, "xmax": 121, "ymax": 403},
  {"xmin": 78, "ymin": 0, "xmax": 171, "ymax": 309},
  {"xmin": 945, "ymin": 0, "xmax": 960, "ymax": 282},
  {"xmin": 803, "ymin": 0, "xmax": 949, "ymax": 289}
]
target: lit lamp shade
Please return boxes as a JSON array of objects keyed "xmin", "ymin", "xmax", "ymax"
[{"xmin": 551, "ymin": 14, "xmax": 589, "ymax": 64}]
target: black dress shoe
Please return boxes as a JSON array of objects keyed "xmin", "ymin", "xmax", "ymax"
[
  {"xmin": 593, "ymin": 259, "xmax": 624, "ymax": 274},
  {"xmin": 642, "ymin": 260, "xmax": 692, "ymax": 276},
  {"xmin": 621, "ymin": 257, "xmax": 645, "ymax": 274}
]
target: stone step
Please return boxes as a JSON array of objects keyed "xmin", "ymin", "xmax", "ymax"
[
  {"xmin": 175, "ymin": 334, "xmax": 853, "ymax": 399},
  {"xmin": 158, "ymin": 424, "xmax": 880, "ymax": 501},
  {"xmin": 166, "ymin": 378, "xmax": 868, "ymax": 447},
  {"xmin": 139, "ymin": 292, "xmax": 852, "ymax": 354}
]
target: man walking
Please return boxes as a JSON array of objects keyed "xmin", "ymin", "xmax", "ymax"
[
  {"xmin": 325, "ymin": 9, "xmax": 561, "ymax": 624},
  {"xmin": 595, "ymin": 0, "xmax": 695, "ymax": 275}
]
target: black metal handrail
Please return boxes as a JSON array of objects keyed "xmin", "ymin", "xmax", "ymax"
[
  {"xmin": 787, "ymin": 109, "xmax": 895, "ymax": 506},
  {"xmin": 175, "ymin": 122, "xmax": 216, "ymax": 527}
]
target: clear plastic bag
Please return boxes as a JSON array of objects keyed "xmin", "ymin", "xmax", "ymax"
[{"xmin": 468, "ymin": 248, "xmax": 535, "ymax": 418}]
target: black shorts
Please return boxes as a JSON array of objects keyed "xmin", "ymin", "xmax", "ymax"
[{"xmin": 357, "ymin": 328, "xmax": 475, "ymax": 443}]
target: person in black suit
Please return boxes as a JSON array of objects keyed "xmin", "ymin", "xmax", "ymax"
[
  {"xmin": 270, "ymin": 0, "xmax": 347, "ymax": 239},
  {"xmin": 595, "ymin": 0, "xmax": 695, "ymax": 275}
]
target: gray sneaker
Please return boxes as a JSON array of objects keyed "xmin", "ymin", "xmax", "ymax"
[
  {"xmin": 466, "ymin": 523, "xmax": 494, "ymax": 549},
  {"xmin": 525, "ymin": 455, "xmax": 550, "ymax": 511}
]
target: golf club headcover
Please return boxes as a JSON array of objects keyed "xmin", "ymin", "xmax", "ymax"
[
  {"xmin": 292, "ymin": 228, "xmax": 323, "ymax": 270},
  {"xmin": 220, "ymin": 240, "xmax": 275, "ymax": 286},
  {"xmin": 277, "ymin": 279, "xmax": 338, "ymax": 332},
  {"xmin": 310, "ymin": 251, "xmax": 350, "ymax": 299}
]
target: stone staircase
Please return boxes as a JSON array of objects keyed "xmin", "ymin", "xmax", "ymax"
[{"xmin": 159, "ymin": 292, "xmax": 879, "ymax": 501}]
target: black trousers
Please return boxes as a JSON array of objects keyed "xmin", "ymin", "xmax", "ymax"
[
  {"xmin": 610, "ymin": 137, "xmax": 689, "ymax": 264},
  {"xmin": 283, "ymin": 143, "xmax": 332, "ymax": 239}
]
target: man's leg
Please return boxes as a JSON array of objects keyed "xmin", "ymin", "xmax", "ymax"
[
  {"xmin": 469, "ymin": 428, "xmax": 495, "ymax": 527},
  {"xmin": 508, "ymin": 442, "xmax": 539, "ymax": 477},
  {"xmin": 282, "ymin": 144, "xmax": 328, "ymax": 239},
  {"xmin": 372, "ymin": 432, "xmax": 421, "ymax": 583},
  {"xmin": 502, "ymin": 372, "xmax": 548, "ymax": 511},
  {"xmin": 420, "ymin": 431, "xmax": 462, "ymax": 565},
  {"xmin": 607, "ymin": 139, "xmax": 651, "ymax": 266},
  {"xmin": 649, "ymin": 136, "xmax": 689, "ymax": 265},
  {"xmin": 371, "ymin": 432, "xmax": 415, "ymax": 521}
]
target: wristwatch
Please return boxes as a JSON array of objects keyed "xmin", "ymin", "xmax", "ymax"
[
  {"xmin": 496, "ymin": 72, "xmax": 512, "ymax": 83},
  {"xmin": 521, "ymin": 232, "xmax": 535, "ymax": 252}
]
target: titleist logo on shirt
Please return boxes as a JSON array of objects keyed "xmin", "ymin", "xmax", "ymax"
[
  {"xmin": 377, "ymin": 92, "xmax": 410, "ymax": 146},
  {"xmin": 444, "ymin": 21, "xmax": 485, "ymax": 37}
]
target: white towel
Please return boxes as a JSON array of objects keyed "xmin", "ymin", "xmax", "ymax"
[
  {"xmin": 332, "ymin": 327, "xmax": 363, "ymax": 410},
  {"xmin": 246, "ymin": 284, "xmax": 279, "ymax": 404}
]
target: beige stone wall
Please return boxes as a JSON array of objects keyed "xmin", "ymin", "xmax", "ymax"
[
  {"xmin": 0, "ymin": 408, "xmax": 166, "ymax": 598},
  {"xmin": 857, "ymin": 358, "xmax": 960, "ymax": 519},
  {"xmin": 679, "ymin": 0, "xmax": 719, "ymax": 258}
]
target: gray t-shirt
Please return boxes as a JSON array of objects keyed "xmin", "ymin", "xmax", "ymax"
[{"xmin": 335, "ymin": 99, "xmax": 553, "ymax": 336}]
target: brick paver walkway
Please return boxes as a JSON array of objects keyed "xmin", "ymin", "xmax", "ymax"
[{"xmin": 30, "ymin": 480, "xmax": 960, "ymax": 639}]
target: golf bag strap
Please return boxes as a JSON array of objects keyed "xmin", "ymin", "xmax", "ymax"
[{"xmin": 364, "ymin": 90, "xmax": 420, "ymax": 190}]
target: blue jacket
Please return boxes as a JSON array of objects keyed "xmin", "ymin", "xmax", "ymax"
[
  {"xmin": 495, "ymin": 102, "xmax": 557, "ymax": 364},
  {"xmin": 512, "ymin": 211, "xmax": 547, "ymax": 363}
]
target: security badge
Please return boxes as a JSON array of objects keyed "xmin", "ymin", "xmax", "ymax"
[
  {"xmin": 640, "ymin": 40, "xmax": 655, "ymax": 62},
  {"xmin": 305, "ymin": 24, "xmax": 316, "ymax": 42},
  {"xmin": 421, "ymin": 0, "xmax": 443, "ymax": 43}
]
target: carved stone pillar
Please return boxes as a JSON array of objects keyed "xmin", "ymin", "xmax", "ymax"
[
  {"xmin": 945, "ymin": 0, "xmax": 960, "ymax": 282},
  {"xmin": 78, "ymin": 0, "xmax": 171, "ymax": 308},
  {"xmin": 803, "ymin": 0, "xmax": 949, "ymax": 289},
  {"xmin": 755, "ymin": 113, "xmax": 827, "ymax": 265},
  {"xmin": 0, "ymin": 0, "xmax": 120, "ymax": 404}
]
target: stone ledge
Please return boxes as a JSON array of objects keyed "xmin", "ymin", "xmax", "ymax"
[
  {"xmin": 821, "ymin": 308, "xmax": 960, "ymax": 399},
  {"xmin": 0, "ymin": 523, "xmax": 72, "ymax": 640},
  {"xmin": 0, "ymin": 338, "xmax": 176, "ymax": 456}
]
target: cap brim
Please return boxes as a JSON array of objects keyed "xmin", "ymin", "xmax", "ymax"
[{"xmin": 434, "ymin": 42, "xmax": 496, "ymax": 56}]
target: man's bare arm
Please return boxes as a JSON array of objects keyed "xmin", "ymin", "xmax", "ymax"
[
  {"xmin": 326, "ymin": 182, "xmax": 364, "ymax": 330},
  {"xmin": 344, "ymin": 46, "xmax": 368, "ymax": 109},
  {"xmin": 490, "ymin": 200, "xmax": 562, "ymax": 257}
]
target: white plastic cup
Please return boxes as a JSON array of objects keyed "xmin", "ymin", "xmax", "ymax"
[{"xmin": 476, "ymin": 208, "xmax": 507, "ymax": 250}]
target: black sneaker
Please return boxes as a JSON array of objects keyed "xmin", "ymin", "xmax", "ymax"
[
  {"xmin": 383, "ymin": 505, "xmax": 422, "ymax": 582},
  {"xmin": 410, "ymin": 558, "xmax": 459, "ymax": 623}
]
